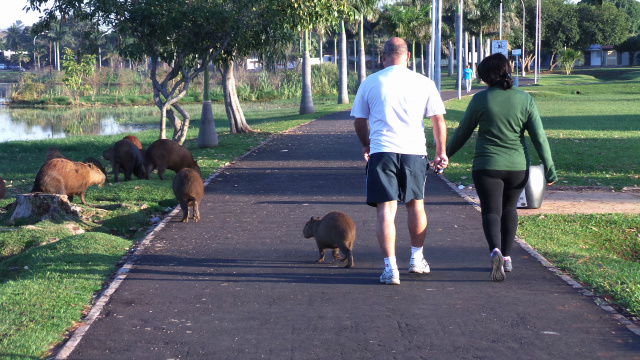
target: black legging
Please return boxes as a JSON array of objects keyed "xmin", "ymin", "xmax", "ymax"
[{"xmin": 472, "ymin": 169, "xmax": 529, "ymax": 256}]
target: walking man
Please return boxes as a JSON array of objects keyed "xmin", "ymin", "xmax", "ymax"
[
  {"xmin": 351, "ymin": 37, "xmax": 448, "ymax": 285},
  {"xmin": 464, "ymin": 64, "xmax": 474, "ymax": 93}
]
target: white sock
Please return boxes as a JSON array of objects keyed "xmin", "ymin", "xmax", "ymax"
[
  {"xmin": 411, "ymin": 246, "xmax": 424, "ymax": 260},
  {"xmin": 384, "ymin": 256, "xmax": 398, "ymax": 271}
]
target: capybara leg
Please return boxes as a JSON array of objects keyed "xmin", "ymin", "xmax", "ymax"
[
  {"xmin": 332, "ymin": 248, "xmax": 343, "ymax": 261},
  {"xmin": 316, "ymin": 247, "xmax": 325, "ymax": 263},
  {"xmin": 157, "ymin": 166, "xmax": 167, "ymax": 180},
  {"xmin": 68, "ymin": 194, "xmax": 75, "ymax": 203},
  {"xmin": 180, "ymin": 200, "xmax": 189, "ymax": 222},
  {"xmin": 78, "ymin": 192, "xmax": 86, "ymax": 205},
  {"xmin": 342, "ymin": 248, "xmax": 354, "ymax": 268},
  {"xmin": 193, "ymin": 201, "xmax": 200, "ymax": 223},
  {"xmin": 113, "ymin": 164, "xmax": 120, "ymax": 182}
]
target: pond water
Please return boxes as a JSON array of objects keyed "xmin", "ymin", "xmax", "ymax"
[{"xmin": 0, "ymin": 83, "xmax": 159, "ymax": 143}]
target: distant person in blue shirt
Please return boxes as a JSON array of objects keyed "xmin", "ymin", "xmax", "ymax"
[{"xmin": 463, "ymin": 65, "xmax": 474, "ymax": 93}]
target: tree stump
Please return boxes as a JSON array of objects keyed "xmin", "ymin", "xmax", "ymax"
[{"xmin": 8, "ymin": 193, "xmax": 80, "ymax": 224}]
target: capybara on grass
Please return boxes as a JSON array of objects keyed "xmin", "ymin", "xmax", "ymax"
[
  {"xmin": 145, "ymin": 139, "xmax": 200, "ymax": 180},
  {"xmin": 31, "ymin": 158, "xmax": 106, "ymax": 204},
  {"xmin": 111, "ymin": 139, "xmax": 147, "ymax": 182},
  {"xmin": 0, "ymin": 176, "xmax": 5, "ymax": 199},
  {"xmin": 83, "ymin": 157, "xmax": 108, "ymax": 177},
  {"xmin": 45, "ymin": 148, "xmax": 66, "ymax": 162},
  {"xmin": 303, "ymin": 211, "xmax": 356, "ymax": 268},
  {"xmin": 172, "ymin": 168, "xmax": 204, "ymax": 223},
  {"xmin": 123, "ymin": 135, "xmax": 143, "ymax": 150}
]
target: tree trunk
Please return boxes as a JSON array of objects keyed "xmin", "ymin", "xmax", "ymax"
[
  {"xmin": 411, "ymin": 42, "xmax": 416, "ymax": 72},
  {"xmin": 221, "ymin": 63, "xmax": 252, "ymax": 133},
  {"xmin": 319, "ymin": 38, "xmax": 324, "ymax": 64},
  {"xmin": 299, "ymin": 30, "xmax": 315, "ymax": 115},
  {"xmin": 471, "ymin": 35, "xmax": 476, "ymax": 75},
  {"xmin": 477, "ymin": 33, "xmax": 484, "ymax": 84},
  {"xmin": 357, "ymin": 18, "xmax": 366, "ymax": 87},
  {"xmin": 549, "ymin": 52, "xmax": 558, "ymax": 71},
  {"xmin": 448, "ymin": 41, "xmax": 453, "ymax": 76},
  {"xmin": 9, "ymin": 193, "xmax": 78, "ymax": 224},
  {"xmin": 338, "ymin": 21, "xmax": 349, "ymax": 104}
]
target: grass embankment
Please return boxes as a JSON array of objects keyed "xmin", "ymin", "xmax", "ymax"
[
  {"xmin": 0, "ymin": 97, "xmax": 352, "ymax": 359},
  {"xmin": 432, "ymin": 67, "xmax": 640, "ymax": 319}
]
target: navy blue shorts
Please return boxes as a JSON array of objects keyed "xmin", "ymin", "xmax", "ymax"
[{"xmin": 365, "ymin": 152, "xmax": 429, "ymax": 207}]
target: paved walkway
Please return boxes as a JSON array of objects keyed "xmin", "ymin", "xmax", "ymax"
[{"xmin": 57, "ymin": 87, "xmax": 640, "ymax": 359}]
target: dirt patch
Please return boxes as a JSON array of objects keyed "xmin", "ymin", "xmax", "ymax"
[{"xmin": 456, "ymin": 185, "xmax": 640, "ymax": 215}]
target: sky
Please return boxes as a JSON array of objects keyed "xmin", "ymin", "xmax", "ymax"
[{"xmin": 0, "ymin": 1, "xmax": 49, "ymax": 31}]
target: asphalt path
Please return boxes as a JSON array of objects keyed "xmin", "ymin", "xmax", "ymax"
[{"xmin": 57, "ymin": 86, "xmax": 640, "ymax": 359}]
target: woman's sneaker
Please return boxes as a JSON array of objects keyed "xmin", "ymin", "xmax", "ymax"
[
  {"xmin": 380, "ymin": 268, "xmax": 400, "ymax": 285},
  {"xmin": 491, "ymin": 249, "xmax": 505, "ymax": 282},
  {"xmin": 504, "ymin": 258, "xmax": 513, "ymax": 272},
  {"xmin": 408, "ymin": 258, "xmax": 431, "ymax": 274}
]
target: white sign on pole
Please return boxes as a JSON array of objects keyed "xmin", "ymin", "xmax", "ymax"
[
  {"xmin": 491, "ymin": 40, "xmax": 508, "ymax": 57},
  {"xmin": 512, "ymin": 49, "xmax": 522, "ymax": 56}
]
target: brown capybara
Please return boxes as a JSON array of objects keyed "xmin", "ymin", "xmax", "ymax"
[
  {"xmin": 83, "ymin": 157, "xmax": 108, "ymax": 177},
  {"xmin": 31, "ymin": 158, "xmax": 106, "ymax": 204},
  {"xmin": 45, "ymin": 147, "xmax": 66, "ymax": 162},
  {"xmin": 303, "ymin": 211, "xmax": 356, "ymax": 268},
  {"xmin": 123, "ymin": 135, "xmax": 143, "ymax": 150},
  {"xmin": 111, "ymin": 139, "xmax": 148, "ymax": 182},
  {"xmin": 172, "ymin": 168, "xmax": 204, "ymax": 223},
  {"xmin": 0, "ymin": 176, "xmax": 5, "ymax": 199},
  {"xmin": 145, "ymin": 139, "xmax": 200, "ymax": 180}
]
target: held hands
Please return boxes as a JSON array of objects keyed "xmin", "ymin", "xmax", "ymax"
[{"xmin": 431, "ymin": 154, "xmax": 449, "ymax": 174}]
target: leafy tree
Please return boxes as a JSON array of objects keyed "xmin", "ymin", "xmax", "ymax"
[
  {"xmin": 381, "ymin": 1, "xmax": 431, "ymax": 72},
  {"xmin": 5, "ymin": 21, "xmax": 25, "ymax": 52},
  {"xmin": 615, "ymin": 34, "xmax": 640, "ymax": 60},
  {"xmin": 580, "ymin": 0, "xmax": 640, "ymax": 35},
  {"xmin": 541, "ymin": 0, "xmax": 580, "ymax": 70},
  {"xmin": 61, "ymin": 47, "xmax": 95, "ymax": 102},
  {"xmin": 558, "ymin": 48, "xmax": 584, "ymax": 74},
  {"xmin": 576, "ymin": 2, "xmax": 628, "ymax": 48},
  {"xmin": 28, "ymin": 0, "xmax": 247, "ymax": 144}
]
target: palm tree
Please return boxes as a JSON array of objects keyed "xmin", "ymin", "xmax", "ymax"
[
  {"xmin": 351, "ymin": 0, "xmax": 380, "ymax": 87},
  {"xmin": 558, "ymin": 49, "xmax": 583, "ymax": 75},
  {"xmin": 5, "ymin": 22, "xmax": 25, "ymax": 52}
]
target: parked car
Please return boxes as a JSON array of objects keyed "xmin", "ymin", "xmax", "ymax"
[
  {"xmin": 0, "ymin": 64, "xmax": 6, "ymax": 70},
  {"xmin": 8, "ymin": 65, "xmax": 25, "ymax": 72}
]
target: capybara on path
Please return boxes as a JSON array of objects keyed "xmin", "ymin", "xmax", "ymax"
[
  {"xmin": 123, "ymin": 135, "xmax": 143, "ymax": 150},
  {"xmin": 31, "ymin": 158, "xmax": 106, "ymax": 204},
  {"xmin": 0, "ymin": 176, "xmax": 5, "ymax": 199},
  {"xmin": 111, "ymin": 139, "xmax": 148, "ymax": 182},
  {"xmin": 145, "ymin": 139, "xmax": 200, "ymax": 180},
  {"xmin": 45, "ymin": 148, "xmax": 66, "ymax": 162},
  {"xmin": 172, "ymin": 168, "xmax": 204, "ymax": 223},
  {"xmin": 303, "ymin": 211, "xmax": 356, "ymax": 268}
]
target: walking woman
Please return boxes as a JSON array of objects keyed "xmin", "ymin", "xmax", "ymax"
[{"xmin": 446, "ymin": 53, "xmax": 557, "ymax": 282}]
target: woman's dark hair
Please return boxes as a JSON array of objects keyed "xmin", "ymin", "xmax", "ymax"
[{"xmin": 477, "ymin": 53, "xmax": 513, "ymax": 90}]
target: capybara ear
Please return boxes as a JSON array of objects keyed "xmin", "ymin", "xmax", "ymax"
[{"xmin": 309, "ymin": 216, "xmax": 315, "ymax": 222}]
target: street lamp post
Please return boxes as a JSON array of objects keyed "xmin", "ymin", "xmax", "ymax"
[
  {"xmin": 520, "ymin": 0, "xmax": 526, "ymax": 77},
  {"xmin": 499, "ymin": 0, "xmax": 503, "ymax": 40}
]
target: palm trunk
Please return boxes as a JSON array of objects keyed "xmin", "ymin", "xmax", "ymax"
[
  {"xmin": 319, "ymin": 37, "xmax": 324, "ymax": 64},
  {"xmin": 411, "ymin": 42, "xmax": 416, "ymax": 71},
  {"xmin": 357, "ymin": 18, "xmax": 366, "ymax": 87},
  {"xmin": 477, "ymin": 33, "xmax": 484, "ymax": 84},
  {"xmin": 221, "ymin": 62, "xmax": 252, "ymax": 133},
  {"xmin": 338, "ymin": 21, "xmax": 348, "ymax": 104},
  {"xmin": 448, "ymin": 41, "xmax": 454, "ymax": 76},
  {"xmin": 299, "ymin": 30, "xmax": 315, "ymax": 114}
]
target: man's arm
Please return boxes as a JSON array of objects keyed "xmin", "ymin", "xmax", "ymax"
[
  {"xmin": 354, "ymin": 117, "xmax": 370, "ymax": 162},
  {"xmin": 429, "ymin": 113, "xmax": 448, "ymax": 171}
]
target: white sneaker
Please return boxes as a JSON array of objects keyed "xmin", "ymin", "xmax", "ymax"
[
  {"xmin": 491, "ymin": 249, "xmax": 505, "ymax": 282},
  {"xmin": 408, "ymin": 258, "xmax": 431, "ymax": 274},
  {"xmin": 380, "ymin": 268, "xmax": 400, "ymax": 285}
]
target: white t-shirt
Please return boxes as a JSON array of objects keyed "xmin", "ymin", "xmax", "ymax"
[{"xmin": 350, "ymin": 65, "xmax": 446, "ymax": 156}]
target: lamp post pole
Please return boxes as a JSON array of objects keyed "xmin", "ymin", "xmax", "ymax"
[
  {"xmin": 520, "ymin": 0, "xmax": 526, "ymax": 77},
  {"xmin": 499, "ymin": 0, "xmax": 503, "ymax": 40}
]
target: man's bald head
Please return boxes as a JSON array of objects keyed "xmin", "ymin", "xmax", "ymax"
[{"xmin": 382, "ymin": 37, "xmax": 410, "ymax": 67}]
